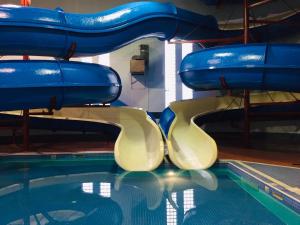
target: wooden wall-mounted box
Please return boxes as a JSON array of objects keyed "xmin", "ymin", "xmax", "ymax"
[{"xmin": 130, "ymin": 58, "xmax": 145, "ymax": 75}]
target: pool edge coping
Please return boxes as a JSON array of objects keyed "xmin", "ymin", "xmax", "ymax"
[{"xmin": 224, "ymin": 160, "xmax": 300, "ymax": 214}]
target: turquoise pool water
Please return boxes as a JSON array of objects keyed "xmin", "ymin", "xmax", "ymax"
[{"xmin": 0, "ymin": 155, "xmax": 298, "ymax": 225}]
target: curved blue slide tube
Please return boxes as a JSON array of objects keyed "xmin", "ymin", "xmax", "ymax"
[
  {"xmin": 0, "ymin": 61, "xmax": 121, "ymax": 111},
  {"xmin": 0, "ymin": 2, "xmax": 298, "ymax": 55},
  {"xmin": 180, "ymin": 44, "xmax": 300, "ymax": 92},
  {"xmin": 159, "ymin": 107, "xmax": 176, "ymax": 139},
  {"xmin": 0, "ymin": 2, "xmax": 217, "ymax": 57}
]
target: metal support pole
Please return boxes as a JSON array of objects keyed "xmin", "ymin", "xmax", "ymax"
[
  {"xmin": 20, "ymin": 0, "xmax": 31, "ymax": 6},
  {"xmin": 243, "ymin": 0, "xmax": 250, "ymax": 44},
  {"xmin": 243, "ymin": 90, "xmax": 250, "ymax": 146},
  {"xmin": 21, "ymin": 1, "xmax": 31, "ymax": 151},
  {"xmin": 243, "ymin": 0, "xmax": 250, "ymax": 147},
  {"xmin": 23, "ymin": 109, "xmax": 29, "ymax": 151}
]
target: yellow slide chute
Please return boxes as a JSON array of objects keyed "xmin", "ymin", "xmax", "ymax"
[
  {"xmin": 4, "ymin": 107, "xmax": 164, "ymax": 171},
  {"xmin": 3, "ymin": 91, "xmax": 298, "ymax": 171},
  {"xmin": 163, "ymin": 98, "xmax": 221, "ymax": 170},
  {"xmin": 54, "ymin": 107, "xmax": 165, "ymax": 171},
  {"xmin": 163, "ymin": 92, "xmax": 300, "ymax": 170}
]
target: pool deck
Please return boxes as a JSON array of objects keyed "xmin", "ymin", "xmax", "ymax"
[
  {"xmin": 219, "ymin": 146, "xmax": 300, "ymax": 168},
  {"xmin": 0, "ymin": 141, "xmax": 114, "ymax": 155}
]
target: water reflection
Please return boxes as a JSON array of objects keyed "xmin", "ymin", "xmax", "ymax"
[{"xmin": 0, "ymin": 164, "xmax": 284, "ymax": 225}]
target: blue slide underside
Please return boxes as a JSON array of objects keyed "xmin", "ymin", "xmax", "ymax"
[
  {"xmin": 0, "ymin": 2, "xmax": 218, "ymax": 57},
  {"xmin": 180, "ymin": 44, "xmax": 300, "ymax": 92},
  {"xmin": 0, "ymin": 61, "xmax": 121, "ymax": 111}
]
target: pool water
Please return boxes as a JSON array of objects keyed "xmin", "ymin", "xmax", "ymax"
[{"xmin": 0, "ymin": 156, "xmax": 298, "ymax": 225}]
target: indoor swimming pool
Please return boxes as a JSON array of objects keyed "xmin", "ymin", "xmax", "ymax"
[
  {"xmin": 0, "ymin": 154, "xmax": 298, "ymax": 225},
  {"xmin": 0, "ymin": 0, "xmax": 299, "ymax": 224}
]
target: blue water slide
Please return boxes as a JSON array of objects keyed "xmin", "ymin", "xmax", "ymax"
[
  {"xmin": 159, "ymin": 107, "xmax": 176, "ymax": 138},
  {"xmin": 180, "ymin": 43, "xmax": 300, "ymax": 92},
  {"xmin": 0, "ymin": 2, "xmax": 218, "ymax": 57},
  {"xmin": 0, "ymin": 60, "xmax": 121, "ymax": 111},
  {"xmin": 0, "ymin": 2, "xmax": 297, "ymax": 55}
]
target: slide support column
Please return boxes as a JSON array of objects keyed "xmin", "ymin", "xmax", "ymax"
[
  {"xmin": 21, "ymin": 0, "xmax": 31, "ymax": 151},
  {"xmin": 243, "ymin": 0, "xmax": 251, "ymax": 147}
]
